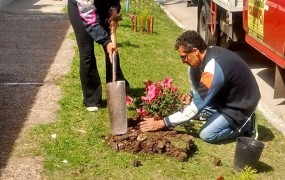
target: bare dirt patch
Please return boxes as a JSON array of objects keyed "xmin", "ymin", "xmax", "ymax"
[{"xmin": 105, "ymin": 119, "xmax": 196, "ymax": 162}]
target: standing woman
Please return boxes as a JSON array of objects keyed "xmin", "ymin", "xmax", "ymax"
[{"xmin": 68, "ymin": 0, "xmax": 130, "ymax": 111}]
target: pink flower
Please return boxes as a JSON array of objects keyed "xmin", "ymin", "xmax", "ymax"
[
  {"xmin": 162, "ymin": 77, "xmax": 173, "ymax": 88},
  {"xmin": 126, "ymin": 95, "xmax": 133, "ymax": 106},
  {"xmin": 135, "ymin": 77, "xmax": 184, "ymax": 118},
  {"xmin": 129, "ymin": 13, "xmax": 135, "ymax": 20},
  {"xmin": 141, "ymin": 95, "xmax": 153, "ymax": 104},
  {"xmin": 136, "ymin": 108, "xmax": 149, "ymax": 117},
  {"xmin": 146, "ymin": 84, "xmax": 160, "ymax": 100},
  {"xmin": 144, "ymin": 80, "xmax": 153, "ymax": 89},
  {"xmin": 171, "ymin": 86, "xmax": 178, "ymax": 92}
]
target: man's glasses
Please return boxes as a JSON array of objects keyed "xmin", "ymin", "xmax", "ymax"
[
  {"xmin": 180, "ymin": 50, "xmax": 195, "ymax": 61},
  {"xmin": 180, "ymin": 55, "xmax": 187, "ymax": 60},
  {"xmin": 180, "ymin": 52, "xmax": 190, "ymax": 61}
]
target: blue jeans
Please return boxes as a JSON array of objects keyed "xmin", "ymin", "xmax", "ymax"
[{"xmin": 199, "ymin": 112, "xmax": 240, "ymax": 143}]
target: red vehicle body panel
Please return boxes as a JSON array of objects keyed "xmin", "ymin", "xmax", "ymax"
[{"xmin": 243, "ymin": 0, "xmax": 285, "ymax": 68}]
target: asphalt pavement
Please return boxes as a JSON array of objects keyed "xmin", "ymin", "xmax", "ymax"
[
  {"xmin": 160, "ymin": 0, "xmax": 285, "ymax": 137},
  {"xmin": 0, "ymin": 0, "xmax": 74, "ymax": 177}
]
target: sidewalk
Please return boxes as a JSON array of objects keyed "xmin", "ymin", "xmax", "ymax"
[
  {"xmin": 0, "ymin": 0, "xmax": 67, "ymax": 13},
  {"xmin": 0, "ymin": 0, "xmax": 75, "ymax": 178},
  {"xmin": 160, "ymin": 0, "xmax": 285, "ymax": 137}
]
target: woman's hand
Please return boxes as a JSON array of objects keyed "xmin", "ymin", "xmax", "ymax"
[
  {"xmin": 139, "ymin": 118, "xmax": 166, "ymax": 132},
  {"xmin": 107, "ymin": 42, "xmax": 117, "ymax": 63}
]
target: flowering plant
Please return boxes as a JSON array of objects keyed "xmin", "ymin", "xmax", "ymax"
[{"xmin": 134, "ymin": 77, "xmax": 184, "ymax": 119}]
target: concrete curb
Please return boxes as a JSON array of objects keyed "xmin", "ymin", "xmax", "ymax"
[
  {"xmin": 160, "ymin": 4, "xmax": 187, "ymax": 31},
  {"xmin": 258, "ymin": 101, "xmax": 285, "ymax": 137}
]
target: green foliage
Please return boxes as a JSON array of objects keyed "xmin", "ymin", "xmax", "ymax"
[
  {"xmin": 236, "ymin": 166, "xmax": 257, "ymax": 180},
  {"xmin": 121, "ymin": 0, "xmax": 156, "ymax": 15},
  {"xmin": 26, "ymin": 0, "xmax": 285, "ymax": 179},
  {"xmin": 121, "ymin": 0, "xmax": 156, "ymax": 31},
  {"xmin": 140, "ymin": 9, "xmax": 149, "ymax": 22}
]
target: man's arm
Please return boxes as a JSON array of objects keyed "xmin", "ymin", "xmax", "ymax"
[{"xmin": 164, "ymin": 58, "xmax": 225, "ymax": 127}]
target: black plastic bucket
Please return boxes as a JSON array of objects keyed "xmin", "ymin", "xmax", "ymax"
[{"xmin": 233, "ymin": 137, "xmax": 265, "ymax": 171}]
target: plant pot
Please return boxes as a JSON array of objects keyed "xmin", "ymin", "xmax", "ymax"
[{"xmin": 233, "ymin": 137, "xmax": 265, "ymax": 171}]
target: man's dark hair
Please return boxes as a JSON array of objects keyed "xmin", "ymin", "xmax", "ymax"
[{"xmin": 174, "ymin": 30, "xmax": 207, "ymax": 52}]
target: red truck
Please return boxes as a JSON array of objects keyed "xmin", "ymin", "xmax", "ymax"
[{"xmin": 195, "ymin": 0, "xmax": 285, "ymax": 98}]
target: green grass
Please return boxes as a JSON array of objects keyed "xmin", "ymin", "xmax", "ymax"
[{"xmin": 27, "ymin": 1, "xmax": 285, "ymax": 179}]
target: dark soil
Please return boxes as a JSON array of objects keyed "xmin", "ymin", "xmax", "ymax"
[{"xmin": 105, "ymin": 119, "xmax": 196, "ymax": 161}]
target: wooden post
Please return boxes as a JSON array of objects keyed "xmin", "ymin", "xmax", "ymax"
[
  {"xmin": 130, "ymin": 15, "xmax": 154, "ymax": 34},
  {"xmin": 150, "ymin": 16, "xmax": 154, "ymax": 34},
  {"xmin": 146, "ymin": 16, "xmax": 151, "ymax": 34},
  {"xmin": 134, "ymin": 15, "xmax": 137, "ymax": 32},
  {"xmin": 140, "ymin": 16, "xmax": 144, "ymax": 33},
  {"xmin": 131, "ymin": 17, "xmax": 134, "ymax": 31}
]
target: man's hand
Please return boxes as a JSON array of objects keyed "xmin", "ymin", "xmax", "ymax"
[
  {"xmin": 107, "ymin": 42, "xmax": 117, "ymax": 63},
  {"xmin": 139, "ymin": 118, "xmax": 166, "ymax": 132},
  {"xmin": 180, "ymin": 93, "xmax": 192, "ymax": 105}
]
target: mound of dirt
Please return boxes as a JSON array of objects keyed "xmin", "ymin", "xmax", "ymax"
[{"xmin": 104, "ymin": 119, "xmax": 196, "ymax": 161}]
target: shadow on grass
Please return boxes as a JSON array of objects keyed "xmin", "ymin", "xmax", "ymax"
[
  {"xmin": 181, "ymin": 121, "xmax": 202, "ymax": 138},
  {"xmin": 119, "ymin": 23, "xmax": 131, "ymax": 29},
  {"xmin": 186, "ymin": 142, "xmax": 198, "ymax": 160},
  {"xmin": 118, "ymin": 40, "xmax": 140, "ymax": 48},
  {"xmin": 257, "ymin": 125, "xmax": 275, "ymax": 142},
  {"xmin": 129, "ymin": 87, "xmax": 145, "ymax": 98},
  {"xmin": 256, "ymin": 161, "xmax": 274, "ymax": 173},
  {"xmin": 216, "ymin": 138, "xmax": 236, "ymax": 144},
  {"xmin": 232, "ymin": 161, "xmax": 273, "ymax": 174}
]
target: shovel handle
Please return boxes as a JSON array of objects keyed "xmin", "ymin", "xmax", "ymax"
[
  {"xmin": 110, "ymin": 16, "xmax": 119, "ymax": 82},
  {"xmin": 110, "ymin": 18, "xmax": 117, "ymax": 47},
  {"xmin": 112, "ymin": 52, "xmax": 117, "ymax": 82},
  {"xmin": 110, "ymin": 27, "xmax": 117, "ymax": 47}
]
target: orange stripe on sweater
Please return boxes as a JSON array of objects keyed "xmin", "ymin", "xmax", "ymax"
[{"xmin": 201, "ymin": 72, "xmax": 213, "ymax": 89}]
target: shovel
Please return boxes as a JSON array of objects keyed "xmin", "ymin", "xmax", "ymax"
[
  {"xmin": 106, "ymin": 15, "xmax": 127, "ymax": 135},
  {"xmin": 106, "ymin": 53, "xmax": 127, "ymax": 135}
]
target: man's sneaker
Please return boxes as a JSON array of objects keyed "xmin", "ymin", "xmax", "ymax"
[
  {"xmin": 86, "ymin": 107, "xmax": 99, "ymax": 112},
  {"xmin": 195, "ymin": 107, "xmax": 216, "ymax": 121},
  {"xmin": 196, "ymin": 112, "xmax": 208, "ymax": 121}
]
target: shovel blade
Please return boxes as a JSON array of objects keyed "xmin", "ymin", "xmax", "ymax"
[{"xmin": 106, "ymin": 80, "xmax": 127, "ymax": 135}]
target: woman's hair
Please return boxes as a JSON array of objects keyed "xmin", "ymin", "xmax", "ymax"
[{"xmin": 174, "ymin": 30, "xmax": 207, "ymax": 52}]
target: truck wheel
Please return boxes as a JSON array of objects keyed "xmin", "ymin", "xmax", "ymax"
[
  {"xmin": 218, "ymin": 32, "xmax": 231, "ymax": 49},
  {"xmin": 198, "ymin": 4, "xmax": 217, "ymax": 46}
]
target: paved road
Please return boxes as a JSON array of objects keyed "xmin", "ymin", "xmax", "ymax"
[
  {"xmin": 0, "ymin": 0, "xmax": 74, "ymax": 177},
  {"xmin": 161, "ymin": 0, "xmax": 285, "ymax": 136}
]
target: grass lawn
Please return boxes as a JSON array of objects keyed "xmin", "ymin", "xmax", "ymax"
[{"xmin": 27, "ymin": 1, "xmax": 285, "ymax": 179}]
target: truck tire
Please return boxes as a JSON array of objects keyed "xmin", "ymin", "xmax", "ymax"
[
  {"xmin": 217, "ymin": 11, "xmax": 244, "ymax": 50},
  {"xmin": 218, "ymin": 32, "xmax": 231, "ymax": 49},
  {"xmin": 198, "ymin": 4, "xmax": 217, "ymax": 46},
  {"xmin": 217, "ymin": 11, "xmax": 232, "ymax": 49}
]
